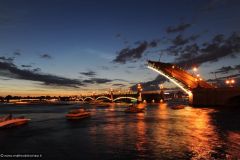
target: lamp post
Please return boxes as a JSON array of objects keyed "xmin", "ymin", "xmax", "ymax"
[
  {"xmin": 110, "ymin": 88, "xmax": 113, "ymax": 102},
  {"xmin": 225, "ymin": 79, "xmax": 235, "ymax": 87},
  {"xmin": 159, "ymin": 84, "xmax": 164, "ymax": 103},
  {"xmin": 193, "ymin": 67, "xmax": 198, "ymax": 73},
  {"xmin": 137, "ymin": 83, "xmax": 142, "ymax": 103}
]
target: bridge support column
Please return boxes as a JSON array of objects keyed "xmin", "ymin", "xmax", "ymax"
[{"xmin": 110, "ymin": 88, "xmax": 113, "ymax": 103}]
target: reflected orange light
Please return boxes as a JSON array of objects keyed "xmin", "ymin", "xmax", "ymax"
[{"xmin": 135, "ymin": 117, "xmax": 146, "ymax": 153}]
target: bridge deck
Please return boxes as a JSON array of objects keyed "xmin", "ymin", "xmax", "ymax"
[{"xmin": 148, "ymin": 61, "xmax": 214, "ymax": 90}]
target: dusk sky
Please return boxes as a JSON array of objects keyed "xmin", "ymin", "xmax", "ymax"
[{"xmin": 0, "ymin": 0, "xmax": 240, "ymax": 96}]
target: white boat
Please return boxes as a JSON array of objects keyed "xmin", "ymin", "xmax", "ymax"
[{"xmin": 0, "ymin": 115, "xmax": 30, "ymax": 128}]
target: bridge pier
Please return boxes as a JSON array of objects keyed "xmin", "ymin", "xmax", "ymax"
[
  {"xmin": 110, "ymin": 89, "xmax": 113, "ymax": 103},
  {"xmin": 192, "ymin": 88, "xmax": 240, "ymax": 107}
]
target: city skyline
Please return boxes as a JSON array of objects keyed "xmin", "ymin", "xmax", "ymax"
[{"xmin": 1, "ymin": 0, "xmax": 240, "ymax": 96}]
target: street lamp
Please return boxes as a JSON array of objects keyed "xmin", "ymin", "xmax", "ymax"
[
  {"xmin": 137, "ymin": 83, "xmax": 143, "ymax": 102},
  {"xmin": 159, "ymin": 84, "xmax": 164, "ymax": 103},
  {"xmin": 159, "ymin": 84, "xmax": 163, "ymax": 90},
  {"xmin": 193, "ymin": 67, "xmax": 198, "ymax": 72},
  {"xmin": 110, "ymin": 88, "xmax": 114, "ymax": 102},
  {"xmin": 128, "ymin": 87, "xmax": 131, "ymax": 94},
  {"xmin": 225, "ymin": 79, "xmax": 235, "ymax": 87}
]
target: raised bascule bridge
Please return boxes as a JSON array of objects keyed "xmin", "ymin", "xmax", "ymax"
[{"xmin": 148, "ymin": 60, "xmax": 240, "ymax": 107}]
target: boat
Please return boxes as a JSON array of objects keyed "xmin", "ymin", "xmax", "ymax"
[
  {"xmin": 0, "ymin": 115, "xmax": 30, "ymax": 128},
  {"xmin": 124, "ymin": 104, "xmax": 145, "ymax": 113},
  {"xmin": 171, "ymin": 105, "xmax": 186, "ymax": 110},
  {"xmin": 96, "ymin": 104, "xmax": 110, "ymax": 108},
  {"xmin": 66, "ymin": 108, "xmax": 91, "ymax": 120}
]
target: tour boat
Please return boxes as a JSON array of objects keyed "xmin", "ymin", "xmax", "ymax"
[
  {"xmin": 171, "ymin": 105, "xmax": 186, "ymax": 110},
  {"xmin": 96, "ymin": 104, "xmax": 110, "ymax": 108},
  {"xmin": 125, "ymin": 105, "xmax": 145, "ymax": 113},
  {"xmin": 0, "ymin": 115, "xmax": 30, "ymax": 128},
  {"xmin": 66, "ymin": 108, "xmax": 91, "ymax": 120}
]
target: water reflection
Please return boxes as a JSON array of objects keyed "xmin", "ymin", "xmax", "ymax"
[
  {"xmin": 135, "ymin": 113, "xmax": 147, "ymax": 156},
  {"xmin": 0, "ymin": 103, "xmax": 239, "ymax": 159},
  {"xmin": 184, "ymin": 108, "xmax": 220, "ymax": 159}
]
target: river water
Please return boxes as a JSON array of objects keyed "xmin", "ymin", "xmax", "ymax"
[{"xmin": 0, "ymin": 103, "xmax": 239, "ymax": 160}]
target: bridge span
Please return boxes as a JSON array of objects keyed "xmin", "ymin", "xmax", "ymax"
[
  {"xmin": 79, "ymin": 90, "xmax": 166, "ymax": 103},
  {"xmin": 147, "ymin": 60, "xmax": 240, "ymax": 107}
]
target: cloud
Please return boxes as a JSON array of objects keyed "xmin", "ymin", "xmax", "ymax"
[
  {"xmin": 171, "ymin": 34, "xmax": 199, "ymax": 46},
  {"xmin": 0, "ymin": 78, "xmax": 11, "ymax": 81},
  {"xmin": 79, "ymin": 70, "xmax": 96, "ymax": 77},
  {"xmin": 125, "ymin": 70, "xmax": 132, "ymax": 74},
  {"xmin": 202, "ymin": 0, "xmax": 229, "ymax": 11},
  {"xmin": 210, "ymin": 64, "xmax": 240, "ymax": 74},
  {"xmin": 113, "ymin": 33, "xmax": 199, "ymax": 64},
  {"xmin": 174, "ymin": 43, "xmax": 200, "ymax": 61},
  {"xmin": 127, "ymin": 66, "xmax": 136, "ymax": 69},
  {"xmin": 113, "ymin": 79, "xmax": 129, "ymax": 82},
  {"xmin": 33, "ymin": 68, "xmax": 41, "ymax": 72},
  {"xmin": 99, "ymin": 66, "xmax": 110, "ymax": 70},
  {"xmin": 83, "ymin": 78, "xmax": 113, "ymax": 84},
  {"xmin": 40, "ymin": 54, "xmax": 52, "ymax": 59},
  {"xmin": 21, "ymin": 64, "xmax": 32, "ymax": 68},
  {"xmin": 113, "ymin": 41, "xmax": 148, "ymax": 64},
  {"xmin": 131, "ymin": 75, "xmax": 167, "ymax": 91},
  {"xmin": 113, "ymin": 40, "xmax": 160, "ymax": 64},
  {"xmin": 0, "ymin": 56, "xmax": 14, "ymax": 62},
  {"xmin": 149, "ymin": 40, "xmax": 159, "ymax": 47},
  {"xmin": 13, "ymin": 51, "xmax": 21, "ymax": 56},
  {"xmin": 112, "ymin": 83, "xmax": 126, "ymax": 87},
  {"xmin": 175, "ymin": 32, "xmax": 240, "ymax": 67},
  {"xmin": 172, "ymin": 35, "xmax": 189, "ymax": 46},
  {"xmin": 116, "ymin": 33, "xmax": 121, "ymax": 38},
  {"xmin": 0, "ymin": 60, "xmax": 83, "ymax": 88},
  {"xmin": 211, "ymin": 66, "xmax": 234, "ymax": 74},
  {"xmin": 207, "ymin": 73, "xmax": 240, "ymax": 87},
  {"xmin": 166, "ymin": 23, "xmax": 192, "ymax": 33}
]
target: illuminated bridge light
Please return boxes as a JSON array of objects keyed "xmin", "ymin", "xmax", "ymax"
[
  {"xmin": 147, "ymin": 65, "xmax": 192, "ymax": 96},
  {"xmin": 147, "ymin": 60, "xmax": 214, "ymax": 89}
]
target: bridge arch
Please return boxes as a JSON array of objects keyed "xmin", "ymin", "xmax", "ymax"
[
  {"xmin": 83, "ymin": 97, "xmax": 95, "ymax": 101},
  {"xmin": 78, "ymin": 98, "xmax": 84, "ymax": 101},
  {"xmin": 95, "ymin": 96, "xmax": 112, "ymax": 101},
  {"xmin": 113, "ymin": 97, "xmax": 137, "ymax": 102}
]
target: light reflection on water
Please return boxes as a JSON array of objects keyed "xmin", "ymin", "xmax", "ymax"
[{"xmin": 0, "ymin": 103, "xmax": 239, "ymax": 159}]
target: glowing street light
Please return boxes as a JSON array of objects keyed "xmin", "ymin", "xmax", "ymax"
[
  {"xmin": 137, "ymin": 83, "xmax": 142, "ymax": 91},
  {"xmin": 225, "ymin": 79, "xmax": 235, "ymax": 87},
  {"xmin": 137, "ymin": 83, "xmax": 143, "ymax": 102},
  {"xmin": 159, "ymin": 84, "xmax": 163, "ymax": 89},
  {"xmin": 193, "ymin": 67, "xmax": 198, "ymax": 72}
]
